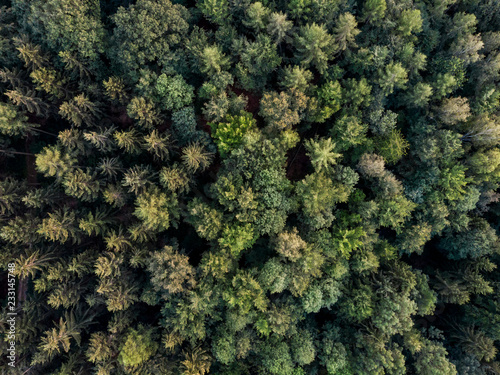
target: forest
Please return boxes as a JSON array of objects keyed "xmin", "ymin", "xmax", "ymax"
[{"xmin": 0, "ymin": 0, "xmax": 500, "ymax": 374}]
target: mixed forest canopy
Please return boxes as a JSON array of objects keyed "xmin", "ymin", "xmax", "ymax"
[{"xmin": 1, "ymin": 0, "xmax": 500, "ymax": 374}]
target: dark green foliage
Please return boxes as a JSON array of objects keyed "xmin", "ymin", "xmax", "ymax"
[{"xmin": 2, "ymin": 1, "xmax": 500, "ymax": 374}]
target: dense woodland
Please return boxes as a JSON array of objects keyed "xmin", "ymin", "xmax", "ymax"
[{"xmin": 0, "ymin": 0, "xmax": 500, "ymax": 374}]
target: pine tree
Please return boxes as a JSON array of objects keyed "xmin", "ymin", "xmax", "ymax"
[
  {"xmin": 127, "ymin": 97, "xmax": 160, "ymax": 129},
  {"xmin": 59, "ymin": 128, "xmax": 88, "ymax": 155},
  {"xmin": 294, "ymin": 23, "xmax": 335, "ymax": 73},
  {"xmin": 267, "ymin": 12, "xmax": 292, "ymax": 44},
  {"xmin": 37, "ymin": 207, "xmax": 81, "ymax": 244},
  {"xmin": 59, "ymin": 50, "xmax": 92, "ymax": 80},
  {"xmin": 114, "ymin": 129, "xmax": 142, "ymax": 155},
  {"xmin": 97, "ymin": 157, "xmax": 123, "ymax": 179},
  {"xmin": 59, "ymin": 94, "xmax": 101, "ymax": 127},
  {"xmin": 12, "ymin": 36, "xmax": 48, "ymax": 70},
  {"xmin": 181, "ymin": 143, "xmax": 214, "ymax": 173},
  {"xmin": 147, "ymin": 245, "xmax": 196, "ymax": 296},
  {"xmin": 304, "ymin": 137, "xmax": 342, "ymax": 173},
  {"xmin": 0, "ymin": 177, "xmax": 25, "ymax": 215},
  {"xmin": 0, "ymin": 102, "xmax": 42, "ymax": 137},
  {"xmin": 332, "ymin": 13, "xmax": 360, "ymax": 52},
  {"xmin": 62, "ymin": 168, "xmax": 101, "ymax": 202},
  {"xmin": 30, "ymin": 67, "xmax": 68, "ymax": 99},
  {"xmin": 79, "ymin": 207, "xmax": 112, "ymax": 236},
  {"xmin": 5, "ymin": 88, "xmax": 50, "ymax": 117},
  {"xmin": 103, "ymin": 76, "xmax": 128, "ymax": 104},
  {"xmin": 122, "ymin": 165, "xmax": 154, "ymax": 195},
  {"xmin": 134, "ymin": 186, "xmax": 178, "ymax": 232},
  {"xmin": 36, "ymin": 145, "xmax": 76, "ymax": 179},
  {"xmin": 142, "ymin": 130, "xmax": 171, "ymax": 161},
  {"xmin": 83, "ymin": 126, "xmax": 117, "ymax": 153},
  {"xmin": 159, "ymin": 164, "xmax": 191, "ymax": 193},
  {"xmin": 180, "ymin": 347, "xmax": 212, "ymax": 375}
]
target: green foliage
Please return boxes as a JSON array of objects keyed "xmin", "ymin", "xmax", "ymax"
[
  {"xmin": 147, "ymin": 245, "xmax": 196, "ymax": 295},
  {"xmin": 259, "ymin": 89, "xmax": 308, "ymax": 131},
  {"xmin": 309, "ymin": 80, "xmax": 342, "ymax": 122},
  {"xmin": 377, "ymin": 62, "xmax": 409, "ymax": 94},
  {"xmin": 330, "ymin": 115, "xmax": 368, "ymax": 151},
  {"xmin": 0, "ymin": 101, "xmax": 37, "ymax": 137},
  {"xmin": 4, "ymin": 1, "xmax": 500, "ymax": 373},
  {"xmin": 36, "ymin": 145, "xmax": 76, "ymax": 179},
  {"xmin": 305, "ymin": 137, "xmax": 342, "ymax": 172},
  {"xmin": 118, "ymin": 326, "xmax": 158, "ymax": 368},
  {"xmin": 210, "ymin": 111, "xmax": 256, "ymax": 158},
  {"xmin": 111, "ymin": 0, "xmax": 190, "ymax": 71},
  {"xmin": 18, "ymin": 0, "xmax": 105, "ymax": 61},
  {"xmin": 294, "ymin": 23, "xmax": 334, "ymax": 73},
  {"xmin": 375, "ymin": 129, "xmax": 410, "ymax": 164},
  {"xmin": 134, "ymin": 186, "xmax": 178, "ymax": 232},
  {"xmin": 439, "ymin": 218, "xmax": 499, "ymax": 259},
  {"xmin": 155, "ymin": 73, "xmax": 194, "ymax": 111}
]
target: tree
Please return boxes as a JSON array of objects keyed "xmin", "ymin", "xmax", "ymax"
[
  {"xmin": 127, "ymin": 97, "xmax": 161, "ymax": 129},
  {"xmin": 377, "ymin": 62, "xmax": 408, "ymax": 94},
  {"xmin": 304, "ymin": 137, "xmax": 342, "ymax": 172},
  {"xmin": 30, "ymin": 67, "xmax": 67, "ymax": 98},
  {"xmin": 5, "ymin": 87, "xmax": 50, "ymax": 117},
  {"xmin": 405, "ymin": 82, "xmax": 433, "ymax": 108},
  {"xmin": 375, "ymin": 129, "xmax": 409, "ymax": 164},
  {"xmin": 343, "ymin": 77, "xmax": 372, "ymax": 110},
  {"xmin": 36, "ymin": 145, "xmax": 76, "ymax": 179},
  {"xmin": 296, "ymin": 172, "xmax": 342, "ymax": 229},
  {"xmin": 0, "ymin": 102, "xmax": 40, "ymax": 137},
  {"xmin": 279, "ymin": 65, "xmax": 313, "ymax": 92},
  {"xmin": 330, "ymin": 115, "xmax": 368, "ymax": 151},
  {"xmin": 362, "ymin": 0, "xmax": 387, "ymax": 24},
  {"xmin": 467, "ymin": 148, "xmax": 500, "ymax": 183},
  {"xmin": 134, "ymin": 186, "xmax": 178, "ymax": 232},
  {"xmin": 259, "ymin": 89, "xmax": 308, "ymax": 131},
  {"xmin": 209, "ymin": 111, "xmax": 257, "ymax": 157},
  {"xmin": 235, "ymin": 34, "xmax": 281, "ymax": 91},
  {"xmin": 414, "ymin": 339, "xmax": 457, "ymax": 375},
  {"xmin": 450, "ymin": 34, "xmax": 484, "ymax": 66},
  {"xmin": 122, "ymin": 165, "xmax": 154, "ymax": 194},
  {"xmin": 181, "ymin": 143, "xmax": 214, "ymax": 173},
  {"xmin": 291, "ymin": 329, "xmax": 316, "ymax": 365},
  {"xmin": 358, "ymin": 153, "xmax": 386, "ymax": 178},
  {"xmin": 111, "ymin": 0, "xmax": 190, "ymax": 71},
  {"xmin": 147, "ymin": 245, "xmax": 196, "ymax": 296},
  {"xmin": 243, "ymin": 2, "xmax": 270, "ymax": 33},
  {"xmin": 267, "ymin": 12, "xmax": 293, "ymax": 44},
  {"xmin": 434, "ymin": 97, "xmax": 471, "ymax": 125},
  {"xmin": 180, "ymin": 346, "xmax": 212, "ymax": 375},
  {"xmin": 143, "ymin": 129, "xmax": 171, "ymax": 161},
  {"xmin": 187, "ymin": 199, "xmax": 224, "ymax": 240},
  {"xmin": 294, "ymin": 23, "xmax": 335, "ymax": 73},
  {"xmin": 439, "ymin": 218, "xmax": 499, "ymax": 260},
  {"xmin": 114, "ymin": 129, "xmax": 142, "ymax": 155},
  {"xmin": 332, "ymin": 13, "xmax": 360, "ymax": 52},
  {"xmin": 118, "ymin": 326, "xmax": 158, "ymax": 368},
  {"xmin": 17, "ymin": 0, "xmax": 105, "ymax": 62},
  {"xmin": 37, "ymin": 207, "xmax": 80, "ymax": 244},
  {"xmin": 62, "ymin": 168, "xmax": 101, "ymax": 202},
  {"xmin": 309, "ymin": 80, "xmax": 342, "ymax": 123},
  {"xmin": 397, "ymin": 9, "xmax": 423, "ymax": 36},
  {"xmin": 197, "ymin": 0, "xmax": 230, "ymax": 25},
  {"xmin": 103, "ymin": 76, "xmax": 128, "ymax": 104},
  {"xmin": 453, "ymin": 326, "xmax": 497, "ymax": 362},
  {"xmin": 155, "ymin": 73, "xmax": 194, "ymax": 111},
  {"xmin": 199, "ymin": 45, "xmax": 231, "ymax": 76},
  {"xmin": 461, "ymin": 114, "xmax": 500, "ymax": 147},
  {"xmin": 59, "ymin": 94, "xmax": 101, "ymax": 127}
]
